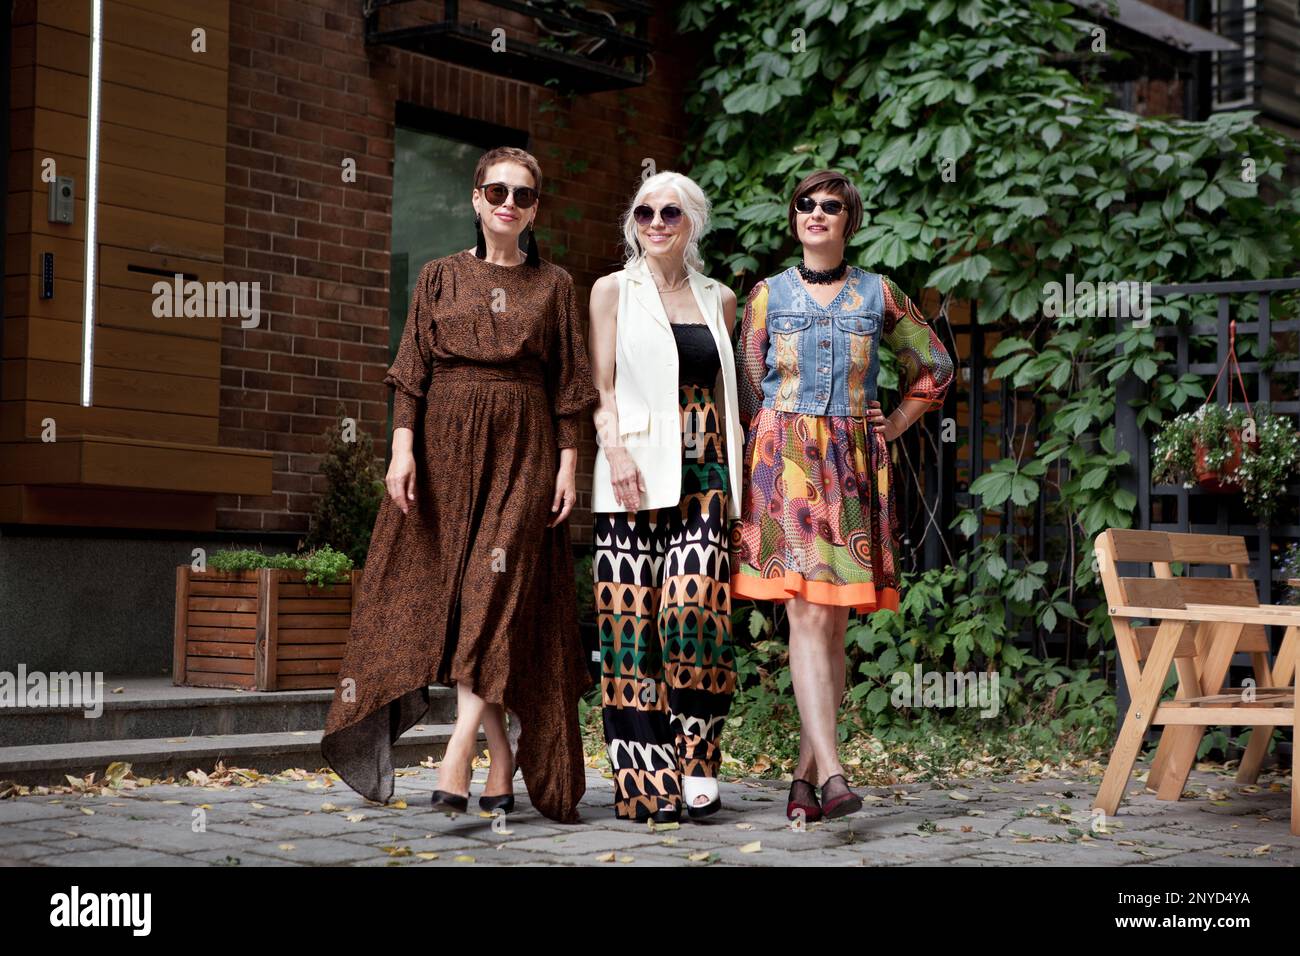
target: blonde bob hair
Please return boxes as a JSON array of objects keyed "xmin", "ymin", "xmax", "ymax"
[{"xmin": 620, "ymin": 171, "xmax": 710, "ymax": 271}]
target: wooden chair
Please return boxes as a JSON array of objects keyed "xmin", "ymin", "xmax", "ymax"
[{"xmin": 1092, "ymin": 529, "xmax": 1298, "ymax": 835}]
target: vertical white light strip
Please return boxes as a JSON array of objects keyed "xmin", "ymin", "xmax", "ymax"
[{"xmin": 80, "ymin": 0, "xmax": 103, "ymax": 406}]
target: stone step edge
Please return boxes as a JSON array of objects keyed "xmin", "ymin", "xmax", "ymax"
[
  {"xmin": 0, "ymin": 684, "xmax": 456, "ymax": 718},
  {"xmin": 0, "ymin": 723, "xmax": 461, "ymax": 774}
]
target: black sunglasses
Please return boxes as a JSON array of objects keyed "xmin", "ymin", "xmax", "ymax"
[
  {"xmin": 794, "ymin": 196, "xmax": 845, "ymax": 215},
  {"xmin": 478, "ymin": 182, "xmax": 539, "ymax": 209},
  {"xmin": 633, "ymin": 203, "xmax": 684, "ymax": 226}
]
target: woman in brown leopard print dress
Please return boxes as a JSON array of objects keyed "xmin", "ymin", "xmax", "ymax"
[{"xmin": 321, "ymin": 148, "xmax": 598, "ymax": 823}]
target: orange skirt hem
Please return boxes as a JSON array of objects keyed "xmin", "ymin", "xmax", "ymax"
[{"xmin": 731, "ymin": 572, "xmax": 899, "ymax": 614}]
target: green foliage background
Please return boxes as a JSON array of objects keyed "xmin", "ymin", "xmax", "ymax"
[{"xmin": 673, "ymin": 0, "xmax": 1300, "ymax": 757}]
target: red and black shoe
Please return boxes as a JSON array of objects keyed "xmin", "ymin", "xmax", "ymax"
[
  {"xmin": 819, "ymin": 774, "xmax": 863, "ymax": 819},
  {"xmin": 786, "ymin": 778, "xmax": 823, "ymax": 823}
]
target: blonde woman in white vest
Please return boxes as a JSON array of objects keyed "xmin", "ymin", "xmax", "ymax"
[{"xmin": 588, "ymin": 171, "xmax": 742, "ymax": 823}]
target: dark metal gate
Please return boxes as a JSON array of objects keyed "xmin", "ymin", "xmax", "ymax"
[{"xmin": 1113, "ymin": 276, "xmax": 1300, "ymax": 722}]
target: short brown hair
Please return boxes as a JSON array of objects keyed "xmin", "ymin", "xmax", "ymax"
[
  {"xmin": 474, "ymin": 146, "xmax": 543, "ymax": 193},
  {"xmin": 787, "ymin": 170, "xmax": 863, "ymax": 241}
]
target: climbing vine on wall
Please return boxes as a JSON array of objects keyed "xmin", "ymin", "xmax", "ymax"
[{"xmin": 676, "ymin": 0, "xmax": 1300, "ymax": 721}]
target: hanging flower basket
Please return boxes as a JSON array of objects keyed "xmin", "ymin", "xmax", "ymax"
[
  {"xmin": 1153, "ymin": 402, "xmax": 1300, "ymax": 522},
  {"xmin": 1191, "ymin": 426, "xmax": 1259, "ymax": 492},
  {"xmin": 1153, "ymin": 318, "xmax": 1300, "ymax": 520}
]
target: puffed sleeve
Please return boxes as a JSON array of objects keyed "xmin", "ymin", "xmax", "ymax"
[
  {"xmin": 881, "ymin": 275, "xmax": 954, "ymax": 411},
  {"xmin": 547, "ymin": 271, "xmax": 600, "ymax": 449},
  {"xmin": 735, "ymin": 279, "xmax": 770, "ymax": 429},
  {"xmin": 385, "ymin": 260, "xmax": 441, "ymax": 431}
]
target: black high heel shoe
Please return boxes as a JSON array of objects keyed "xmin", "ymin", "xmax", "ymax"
[
  {"xmin": 632, "ymin": 802, "xmax": 680, "ymax": 824},
  {"xmin": 480, "ymin": 752, "xmax": 516, "ymax": 813},
  {"xmin": 479, "ymin": 792, "xmax": 515, "ymax": 814},
  {"xmin": 431, "ymin": 751, "xmax": 472, "ymax": 814},
  {"xmin": 430, "ymin": 789, "xmax": 469, "ymax": 814},
  {"xmin": 650, "ymin": 804, "xmax": 681, "ymax": 824}
]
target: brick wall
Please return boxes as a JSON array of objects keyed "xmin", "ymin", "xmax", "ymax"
[{"xmin": 219, "ymin": 0, "xmax": 701, "ymax": 545}]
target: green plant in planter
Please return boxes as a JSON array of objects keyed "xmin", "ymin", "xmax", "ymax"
[
  {"xmin": 1152, "ymin": 402, "xmax": 1300, "ymax": 523},
  {"xmin": 304, "ymin": 408, "xmax": 385, "ymax": 567},
  {"xmin": 207, "ymin": 545, "xmax": 353, "ymax": 589}
]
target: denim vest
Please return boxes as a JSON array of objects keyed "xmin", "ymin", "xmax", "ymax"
[{"xmin": 759, "ymin": 266, "xmax": 884, "ymax": 416}]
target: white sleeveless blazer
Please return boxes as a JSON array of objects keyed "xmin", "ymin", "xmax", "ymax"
[{"xmin": 591, "ymin": 258, "xmax": 743, "ymax": 519}]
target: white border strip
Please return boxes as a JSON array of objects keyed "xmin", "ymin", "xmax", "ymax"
[{"xmin": 80, "ymin": 0, "xmax": 103, "ymax": 407}]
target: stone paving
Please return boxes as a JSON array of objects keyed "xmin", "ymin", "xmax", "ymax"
[{"xmin": 1, "ymin": 762, "xmax": 1295, "ymax": 866}]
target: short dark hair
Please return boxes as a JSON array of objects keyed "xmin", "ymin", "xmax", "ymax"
[
  {"xmin": 474, "ymin": 146, "xmax": 543, "ymax": 193},
  {"xmin": 787, "ymin": 170, "xmax": 863, "ymax": 241}
]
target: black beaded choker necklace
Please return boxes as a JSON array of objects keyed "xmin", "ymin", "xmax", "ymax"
[{"xmin": 798, "ymin": 258, "xmax": 848, "ymax": 284}]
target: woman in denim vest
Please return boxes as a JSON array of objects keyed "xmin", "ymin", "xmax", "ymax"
[{"xmin": 733, "ymin": 170, "xmax": 954, "ymax": 820}]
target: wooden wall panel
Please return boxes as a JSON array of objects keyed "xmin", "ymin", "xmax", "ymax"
[
  {"xmin": 7, "ymin": 317, "xmax": 220, "ymax": 379},
  {"xmin": 0, "ymin": 484, "xmax": 219, "ymax": 531},
  {"xmin": 103, "ymin": 4, "xmax": 230, "ymax": 63},
  {"xmin": 0, "ymin": 399, "xmax": 218, "ymax": 445},
  {"xmin": 4, "ymin": 360, "xmax": 218, "ymax": 417},
  {"xmin": 0, "ymin": 436, "xmax": 271, "ymax": 494},
  {"xmin": 2, "ymin": 0, "xmax": 262, "ymax": 528}
]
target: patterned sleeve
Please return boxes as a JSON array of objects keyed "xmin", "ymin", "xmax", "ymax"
[
  {"xmin": 736, "ymin": 279, "xmax": 770, "ymax": 428},
  {"xmin": 881, "ymin": 276, "xmax": 954, "ymax": 411},
  {"xmin": 385, "ymin": 259, "xmax": 441, "ymax": 431},
  {"xmin": 548, "ymin": 271, "xmax": 600, "ymax": 449}
]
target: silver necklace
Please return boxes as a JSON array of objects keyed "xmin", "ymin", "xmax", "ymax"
[{"xmin": 653, "ymin": 273, "xmax": 689, "ymax": 294}]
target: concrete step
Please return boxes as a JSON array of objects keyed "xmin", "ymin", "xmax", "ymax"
[
  {"xmin": 0, "ymin": 675, "xmax": 458, "ymax": 747},
  {"xmin": 0, "ymin": 723, "xmax": 469, "ymax": 788}
]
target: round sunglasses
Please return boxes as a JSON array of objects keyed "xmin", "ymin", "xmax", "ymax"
[
  {"xmin": 478, "ymin": 182, "xmax": 538, "ymax": 209},
  {"xmin": 633, "ymin": 203, "xmax": 683, "ymax": 226},
  {"xmin": 794, "ymin": 196, "xmax": 845, "ymax": 215}
]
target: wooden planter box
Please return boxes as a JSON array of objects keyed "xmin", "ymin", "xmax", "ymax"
[{"xmin": 173, "ymin": 567, "xmax": 362, "ymax": 691}]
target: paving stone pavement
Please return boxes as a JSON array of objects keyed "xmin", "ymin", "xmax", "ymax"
[{"xmin": 1, "ymin": 763, "xmax": 1295, "ymax": 866}]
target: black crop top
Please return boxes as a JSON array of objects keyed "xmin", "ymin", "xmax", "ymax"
[{"xmin": 671, "ymin": 323, "xmax": 720, "ymax": 386}]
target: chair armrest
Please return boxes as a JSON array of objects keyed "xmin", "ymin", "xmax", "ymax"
[{"xmin": 1109, "ymin": 603, "xmax": 1300, "ymax": 627}]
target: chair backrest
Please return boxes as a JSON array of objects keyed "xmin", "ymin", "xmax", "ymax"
[{"xmin": 1094, "ymin": 530, "xmax": 1267, "ymax": 689}]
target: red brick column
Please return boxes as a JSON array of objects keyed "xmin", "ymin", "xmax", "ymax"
[{"xmin": 221, "ymin": 0, "xmax": 703, "ymax": 544}]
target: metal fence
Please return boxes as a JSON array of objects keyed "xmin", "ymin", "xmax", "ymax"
[
  {"xmin": 1112, "ymin": 277, "xmax": 1300, "ymax": 720},
  {"xmin": 891, "ymin": 278, "xmax": 1300, "ymax": 730}
]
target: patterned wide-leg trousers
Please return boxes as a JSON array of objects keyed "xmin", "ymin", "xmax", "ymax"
[{"xmin": 593, "ymin": 384, "xmax": 736, "ymax": 820}]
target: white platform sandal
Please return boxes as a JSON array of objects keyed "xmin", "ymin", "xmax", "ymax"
[{"xmin": 683, "ymin": 775, "xmax": 721, "ymax": 819}]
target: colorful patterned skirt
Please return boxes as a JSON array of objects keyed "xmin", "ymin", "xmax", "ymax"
[
  {"xmin": 730, "ymin": 408, "xmax": 900, "ymax": 613},
  {"xmin": 593, "ymin": 384, "xmax": 735, "ymax": 821}
]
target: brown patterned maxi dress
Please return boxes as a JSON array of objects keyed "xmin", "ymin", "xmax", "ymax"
[{"xmin": 321, "ymin": 250, "xmax": 599, "ymax": 823}]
